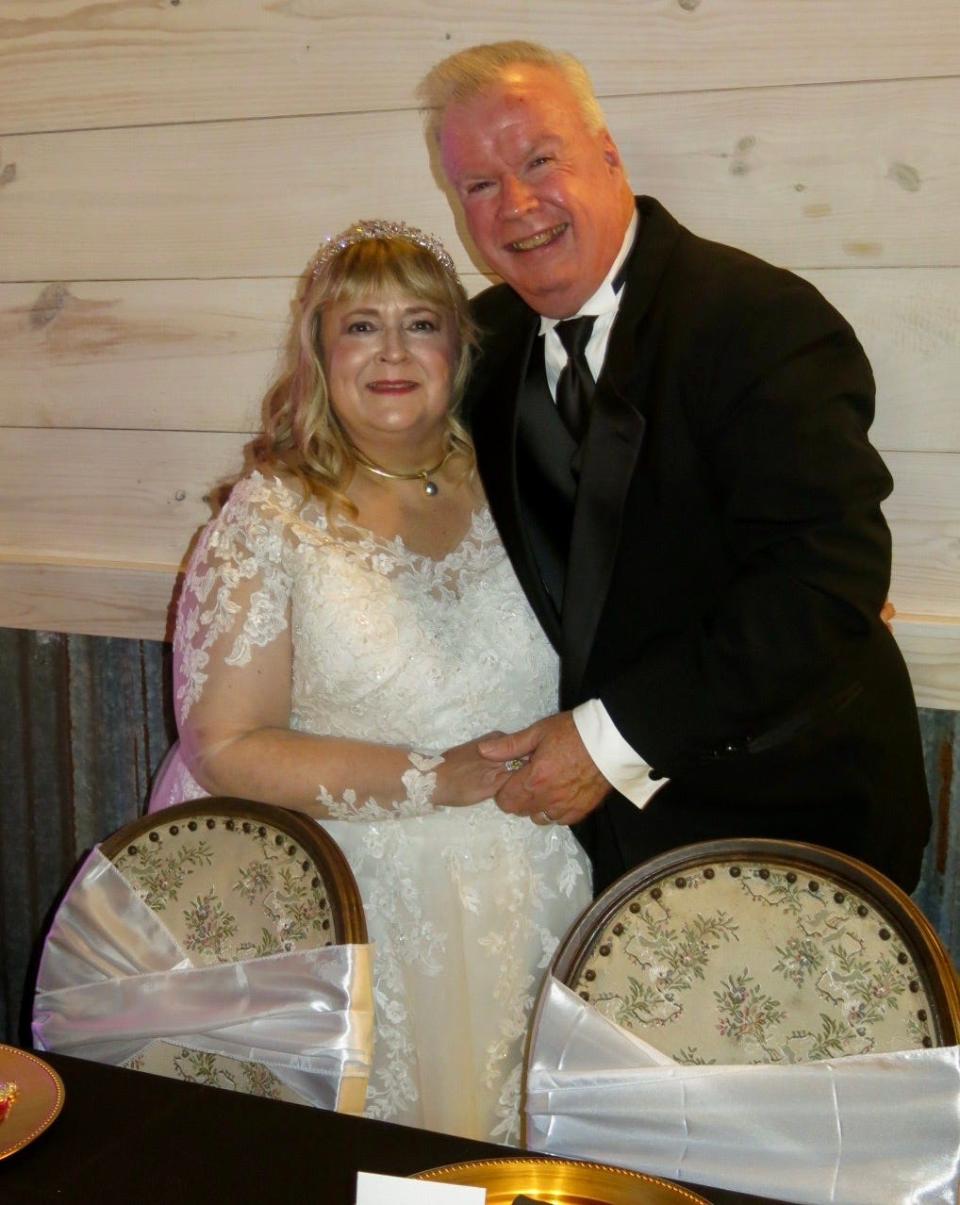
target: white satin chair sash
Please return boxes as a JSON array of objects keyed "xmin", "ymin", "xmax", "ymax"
[
  {"xmin": 526, "ymin": 979, "xmax": 960, "ymax": 1205},
  {"xmin": 33, "ymin": 848, "xmax": 373, "ymax": 1112}
]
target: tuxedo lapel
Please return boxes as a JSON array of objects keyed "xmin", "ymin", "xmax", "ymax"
[
  {"xmin": 470, "ymin": 310, "xmax": 562, "ymax": 646},
  {"xmin": 561, "ymin": 197, "xmax": 683, "ymax": 700}
]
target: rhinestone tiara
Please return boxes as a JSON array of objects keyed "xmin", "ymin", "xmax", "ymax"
[{"xmin": 311, "ymin": 219, "xmax": 457, "ymax": 278}]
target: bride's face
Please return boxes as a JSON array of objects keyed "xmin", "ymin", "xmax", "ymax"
[{"xmin": 321, "ymin": 289, "xmax": 456, "ymax": 454}]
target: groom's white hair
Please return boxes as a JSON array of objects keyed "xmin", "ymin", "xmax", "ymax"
[{"xmin": 416, "ymin": 40, "xmax": 608, "ymax": 142}]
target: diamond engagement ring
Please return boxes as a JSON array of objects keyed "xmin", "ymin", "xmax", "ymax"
[{"xmin": 504, "ymin": 758, "xmax": 525, "ymax": 771}]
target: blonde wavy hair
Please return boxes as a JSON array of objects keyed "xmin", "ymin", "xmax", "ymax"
[{"xmin": 250, "ymin": 230, "xmax": 476, "ymax": 518}]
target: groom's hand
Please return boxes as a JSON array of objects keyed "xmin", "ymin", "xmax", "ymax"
[{"xmin": 479, "ymin": 712, "xmax": 610, "ymax": 826}]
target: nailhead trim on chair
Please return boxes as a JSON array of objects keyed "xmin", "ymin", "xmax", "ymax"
[{"xmin": 570, "ymin": 860, "xmax": 939, "ymax": 1064}]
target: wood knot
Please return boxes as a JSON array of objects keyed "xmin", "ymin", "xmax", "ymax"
[
  {"xmin": 30, "ymin": 283, "xmax": 73, "ymax": 329},
  {"xmin": 730, "ymin": 135, "xmax": 756, "ymax": 176},
  {"xmin": 888, "ymin": 162, "xmax": 921, "ymax": 193},
  {"xmin": 842, "ymin": 241, "xmax": 883, "ymax": 258}
]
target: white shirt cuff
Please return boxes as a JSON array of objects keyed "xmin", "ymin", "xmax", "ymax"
[{"xmin": 572, "ymin": 698, "xmax": 669, "ymax": 810}]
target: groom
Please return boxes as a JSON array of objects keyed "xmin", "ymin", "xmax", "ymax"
[{"xmin": 418, "ymin": 42, "xmax": 930, "ymax": 894}]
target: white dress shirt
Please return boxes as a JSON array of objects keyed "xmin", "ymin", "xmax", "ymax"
[{"xmin": 538, "ymin": 213, "xmax": 667, "ymax": 810}]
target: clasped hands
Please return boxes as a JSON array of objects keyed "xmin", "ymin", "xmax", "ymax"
[{"xmin": 436, "ymin": 712, "xmax": 609, "ymax": 826}]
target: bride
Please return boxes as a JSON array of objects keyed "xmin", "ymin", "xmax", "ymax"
[{"xmin": 148, "ymin": 219, "xmax": 592, "ymax": 1143}]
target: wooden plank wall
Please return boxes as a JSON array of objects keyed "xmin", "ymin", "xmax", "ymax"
[{"xmin": 1, "ymin": 2, "xmax": 959, "ymax": 707}]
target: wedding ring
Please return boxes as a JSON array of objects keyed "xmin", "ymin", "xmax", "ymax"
[
  {"xmin": 537, "ymin": 811, "xmax": 554, "ymax": 825},
  {"xmin": 504, "ymin": 758, "xmax": 525, "ymax": 772}
]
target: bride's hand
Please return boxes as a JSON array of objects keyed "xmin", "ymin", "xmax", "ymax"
[{"xmin": 433, "ymin": 733, "xmax": 515, "ymax": 806}]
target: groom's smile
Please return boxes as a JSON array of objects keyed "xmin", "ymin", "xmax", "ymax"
[{"xmin": 506, "ymin": 223, "xmax": 569, "ymax": 253}]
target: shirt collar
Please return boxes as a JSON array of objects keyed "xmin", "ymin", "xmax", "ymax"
[{"xmin": 539, "ymin": 210, "xmax": 638, "ymax": 336}]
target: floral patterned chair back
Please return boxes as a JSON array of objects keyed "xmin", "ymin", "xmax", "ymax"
[
  {"xmin": 34, "ymin": 798, "xmax": 369, "ymax": 1110},
  {"xmin": 547, "ymin": 838, "xmax": 960, "ymax": 1065}
]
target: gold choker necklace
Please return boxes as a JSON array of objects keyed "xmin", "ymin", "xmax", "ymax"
[{"xmin": 351, "ymin": 443, "xmax": 454, "ymax": 496}]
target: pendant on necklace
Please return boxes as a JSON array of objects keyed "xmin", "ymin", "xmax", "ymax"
[{"xmin": 423, "ymin": 479, "xmax": 439, "ymax": 497}]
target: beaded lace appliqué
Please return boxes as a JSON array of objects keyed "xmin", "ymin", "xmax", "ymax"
[{"xmin": 319, "ymin": 752, "xmax": 442, "ymax": 821}]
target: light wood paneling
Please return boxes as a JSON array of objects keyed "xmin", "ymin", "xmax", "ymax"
[
  {"xmin": 615, "ymin": 79, "xmax": 960, "ymax": 271},
  {"xmin": 3, "ymin": 1, "xmax": 957, "ymax": 135},
  {"xmin": 886, "ymin": 452, "xmax": 960, "ymax": 618},
  {"xmin": 0, "ymin": 279, "xmax": 289, "ymax": 432},
  {"xmin": 0, "ymin": 428, "xmax": 248, "ymax": 565},
  {"xmin": 802, "ymin": 269, "xmax": 960, "ymax": 454},
  {"xmin": 895, "ymin": 619, "xmax": 960, "ymax": 711},
  {"xmin": 0, "ymin": 558, "xmax": 178, "ymax": 642},
  {"xmin": 4, "ymin": 270, "xmax": 957, "ymax": 452},
  {"xmin": 3, "ymin": 78, "xmax": 958, "ymax": 282}
]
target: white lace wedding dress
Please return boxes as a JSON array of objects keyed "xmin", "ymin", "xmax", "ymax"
[{"xmin": 149, "ymin": 471, "xmax": 591, "ymax": 1143}]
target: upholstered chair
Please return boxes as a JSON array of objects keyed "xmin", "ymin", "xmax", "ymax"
[
  {"xmin": 525, "ymin": 839, "xmax": 960, "ymax": 1204},
  {"xmin": 552, "ymin": 838, "xmax": 959, "ymax": 1062},
  {"xmin": 33, "ymin": 798, "xmax": 372, "ymax": 1113}
]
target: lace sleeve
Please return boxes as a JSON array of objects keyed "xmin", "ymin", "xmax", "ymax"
[{"xmin": 173, "ymin": 475, "xmax": 295, "ymax": 727}]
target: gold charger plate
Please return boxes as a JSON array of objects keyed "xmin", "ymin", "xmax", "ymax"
[
  {"xmin": 414, "ymin": 1157, "xmax": 709, "ymax": 1203},
  {"xmin": 0, "ymin": 1045, "xmax": 66, "ymax": 1160}
]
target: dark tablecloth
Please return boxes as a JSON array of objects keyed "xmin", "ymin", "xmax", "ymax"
[{"xmin": 0, "ymin": 1051, "xmax": 774, "ymax": 1204}]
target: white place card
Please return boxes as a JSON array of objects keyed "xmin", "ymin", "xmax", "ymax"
[{"xmin": 355, "ymin": 1170, "xmax": 486, "ymax": 1203}]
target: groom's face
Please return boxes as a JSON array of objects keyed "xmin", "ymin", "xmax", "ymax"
[{"xmin": 439, "ymin": 65, "xmax": 632, "ymax": 319}]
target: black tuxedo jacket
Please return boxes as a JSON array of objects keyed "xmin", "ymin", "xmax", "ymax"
[{"xmin": 466, "ymin": 196, "xmax": 930, "ymax": 894}]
